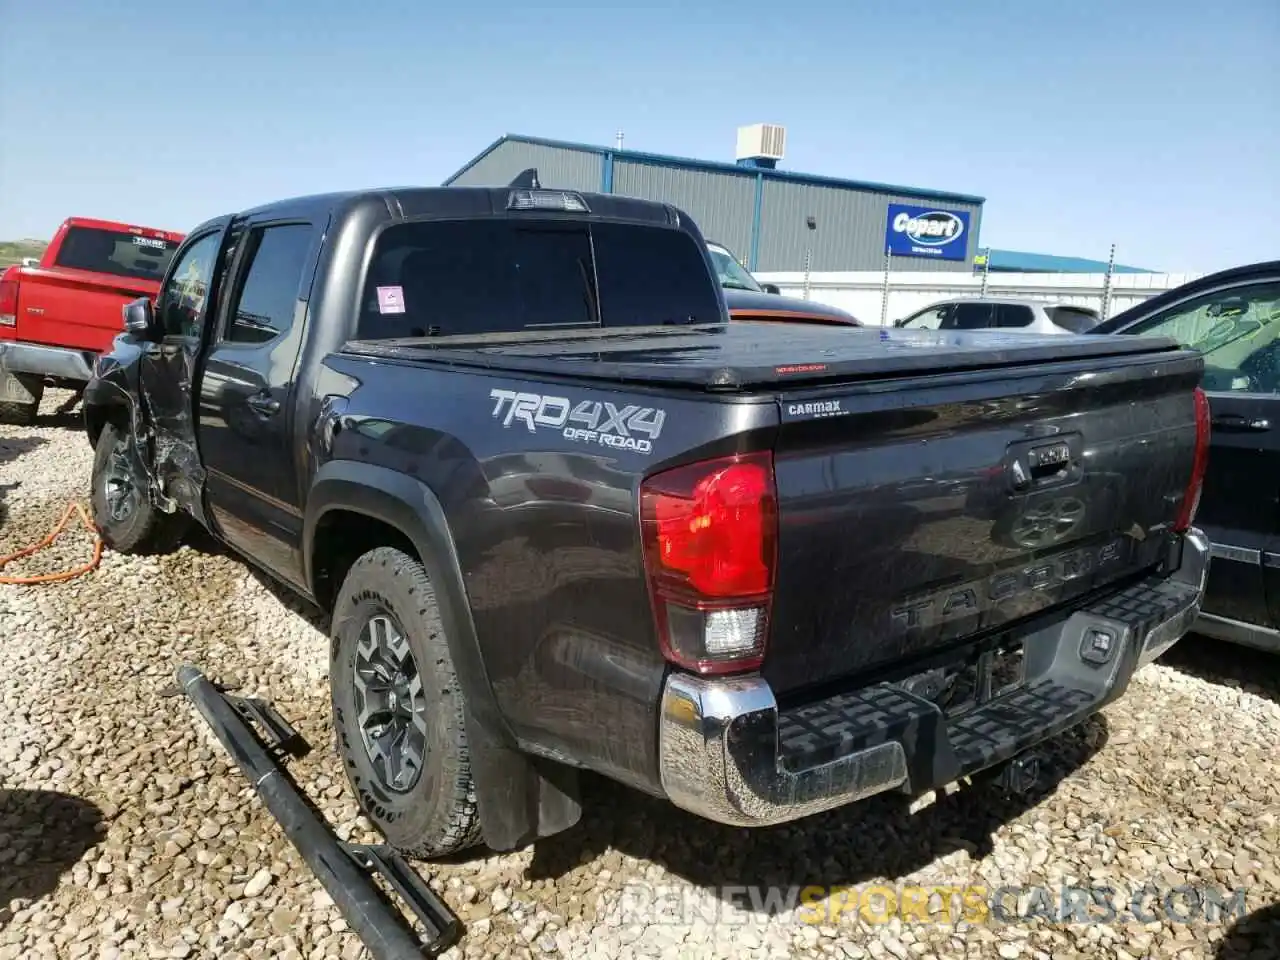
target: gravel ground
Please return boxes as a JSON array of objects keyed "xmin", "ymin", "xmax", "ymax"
[{"xmin": 1, "ymin": 391, "xmax": 1278, "ymax": 960}]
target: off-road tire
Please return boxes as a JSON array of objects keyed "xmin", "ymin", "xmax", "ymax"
[
  {"xmin": 330, "ymin": 546, "xmax": 481, "ymax": 859},
  {"xmin": 89, "ymin": 420, "xmax": 187, "ymax": 554},
  {"xmin": 0, "ymin": 376, "xmax": 42, "ymax": 425}
]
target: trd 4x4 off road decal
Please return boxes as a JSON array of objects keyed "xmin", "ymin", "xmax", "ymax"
[{"xmin": 488, "ymin": 389, "xmax": 666, "ymax": 455}]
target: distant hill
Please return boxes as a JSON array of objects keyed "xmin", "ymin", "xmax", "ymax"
[{"xmin": 0, "ymin": 238, "xmax": 49, "ymax": 269}]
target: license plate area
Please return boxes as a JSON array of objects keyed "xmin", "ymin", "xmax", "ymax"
[{"xmin": 894, "ymin": 641, "xmax": 1026, "ymax": 719}]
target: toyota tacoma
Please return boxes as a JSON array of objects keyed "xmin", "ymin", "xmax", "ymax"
[{"xmin": 82, "ymin": 184, "xmax": 1211, "ymax": 857}]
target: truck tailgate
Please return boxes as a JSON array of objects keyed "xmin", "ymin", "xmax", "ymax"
[
  {"xmin": 13, "ymin": 268, "xmax": 156, "ymax": 353},
  {"xmin": 764, "ymin": 348, "xmax": 1204, "ymax": 697}
]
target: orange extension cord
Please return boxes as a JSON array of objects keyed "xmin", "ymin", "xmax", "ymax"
[{"xmin": 0, "ymin": 501, "xmax": 103, "ymax": 585}]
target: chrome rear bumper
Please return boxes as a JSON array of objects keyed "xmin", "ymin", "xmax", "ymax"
[
  {"xmin": 0, "ymin": 341, "xmax": 96, "ymax": 381},
  {"xmin": 1194, "ymin": 612, "xmax": 1280, "ymax": 654},
  {"xmin": 658, "ymin": 528, "xmax": 1209, "ymax": 828}
]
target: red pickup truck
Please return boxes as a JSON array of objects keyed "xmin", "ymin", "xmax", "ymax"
[{"xmin": 0, "ymin": 216, "xmax": 183, "ymax": 423}]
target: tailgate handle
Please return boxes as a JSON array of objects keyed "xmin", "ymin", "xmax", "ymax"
[
  {"xmin": 1026, "ymin": 440, "xmax": 1072, "ymax": 482},
  {"xmin": 1211, "ymin": 414, "xmax": 1270, "ymax": 432},
  {"xmin": 1029, "ymin": 454, "xmax": 1069, "ymax": 482},
  {"xmin": 1008, "ymin": 437, "xmax": 1078, "ymax": 492}
]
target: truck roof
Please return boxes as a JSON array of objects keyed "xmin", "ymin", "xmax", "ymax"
[
  {"xmin": 230, "ymin": 186, "xmax": 685, "ymax": 229},
  {"xmin": 345, "ymin": 322, "xmax": 1189, "ymax": 391}
]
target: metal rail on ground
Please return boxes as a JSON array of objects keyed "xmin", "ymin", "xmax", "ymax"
[{"xmin": 175, "ymin": 663, "xmax": 461, "ymax": 959}]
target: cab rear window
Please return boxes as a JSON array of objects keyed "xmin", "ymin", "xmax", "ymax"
[
  {"xmin": 356, "ymin": 218, "xmax": 723, "ymax": 340},
  {"xmin": 54, "ymin": 227, "xmax": 179, "ymax": 282}
]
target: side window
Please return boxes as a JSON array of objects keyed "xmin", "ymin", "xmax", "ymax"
[
  {"xmin": 1125, "ymin": 283, "xmax": 1280, "ymax": 393},
  {"xmin": 591, "ymin": 222, "xmax": 723, "ymax": 327},
  {"xmin": 1047, "ymin": 306, "xmax": 1098, "ymax": 334},
  {"xmin": 159, "ymin": 232, "xmax": 223, "ymax": 338},
  {"xmin": 900, "ymin": 305, "xmax": 948, "ymax": 329},
  {"xmin": 994, "ymin": 304, "xmax": 1034, "ymax": 328},
  {"xmin": 946, "ymin": 302, "xmax": 995, "ymax": 329},
  {"xmin": 223, "ymin": 224, "xmax": 314, "ymax": 344}
]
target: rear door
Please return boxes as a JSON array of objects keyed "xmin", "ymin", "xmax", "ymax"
[
  {"xmin": 197, "ymin": 217, "xmax": 321, "ymax": 589},
  {"xmin": 1113, "ymin": 276, "xmax": 1280, "ymax": 630}
]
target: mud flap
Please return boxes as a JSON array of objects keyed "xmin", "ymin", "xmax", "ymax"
[{"xmin": 469, "ymin": 741, "xmax": 582, "ymax": 852}]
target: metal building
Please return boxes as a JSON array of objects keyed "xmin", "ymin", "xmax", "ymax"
[{"xmin": 444, "ymin": 126, "xmax": 986, "ymax": 273}]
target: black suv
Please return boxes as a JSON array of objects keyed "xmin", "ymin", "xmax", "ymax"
[{"xmin": 1094, "ymin": 259, "xmax": 1280, "ymax": 654}]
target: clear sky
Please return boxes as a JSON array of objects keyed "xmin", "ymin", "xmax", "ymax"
[{"xmin": 1, "ymin": 0, "xmax": 1275, "ymax": 273}]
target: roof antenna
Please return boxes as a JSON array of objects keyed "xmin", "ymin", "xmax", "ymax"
[
  {"xmin": 509, "ymin": 168, "xmax": 540, "ymax": 189},
  {"xmin": 615, "ymin": 129, "xmax": 625, "ymax": 151}
]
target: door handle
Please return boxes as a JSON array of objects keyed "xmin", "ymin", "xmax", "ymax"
[
  {"xmin": 1210, "ymin": 414, "xmax": 1270, "ymax": 432},
  {"xmin": 246, "ymin": 392, "xmax": 281, "ymax": 417}
]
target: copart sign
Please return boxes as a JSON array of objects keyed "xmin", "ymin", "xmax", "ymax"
[
  {"xmin": 489, "ymin": 389, "xmax": 666, "ymax": 454},
  {"xmin": 885, "ymin": 203, "xmax": 971, "ymax": 261}
]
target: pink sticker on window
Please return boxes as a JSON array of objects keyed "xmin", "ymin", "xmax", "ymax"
[{"xmin": 376, "ymin": 285, "xmax": 406, "ymax": 314}]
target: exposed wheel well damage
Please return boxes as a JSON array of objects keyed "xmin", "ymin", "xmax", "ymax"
[
  {"xmin": 310, "ymin": 509, "xmax": 420, "ymax": 613},
  {"xmin": 85, "ymin": 402, "xmax": 129, "ymax": 449}
]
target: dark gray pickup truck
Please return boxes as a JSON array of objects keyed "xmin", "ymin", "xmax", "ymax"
[{"xmin": 83, "ymin": 184, "xmax": 1210, "ymax": 858}]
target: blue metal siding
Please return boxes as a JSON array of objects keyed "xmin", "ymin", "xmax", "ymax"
[
  {"xmin": 446, "ymin": 134, "xmax": 985, "ymax": 206},
  {"xmin": 755, "ymin": 180, "xmax": 984, "ymax": 272},
  {"xmin": 440, "ymin": 135, "xmax": 987, "ymax": 274},
  {"xmin": 612, "ymin": 161, "xmax": 756, "ymax": 261},
  {"xmin": 446, "ymin": 141, "xmax": 601, "ymax": 192}
]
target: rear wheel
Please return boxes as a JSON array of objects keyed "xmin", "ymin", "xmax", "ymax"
[
  {"xmin": 89, "ymin": 420, "xmax": 187, "ymax": 554},
  {"xmin": 0, "ymin": 372, "xmax": 43, "ymax": 425},
  {"xmin": 330, "ymin": 546, "xmax": 481, "ymax": 859}
]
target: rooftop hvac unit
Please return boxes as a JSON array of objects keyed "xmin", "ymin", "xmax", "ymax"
[{"xmin": 735, "ymin": 123, "xmax": 787, "ymax": 162}]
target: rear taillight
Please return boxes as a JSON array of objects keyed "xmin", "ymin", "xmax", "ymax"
[
  {"xmin": 640, "ymin": 451, "xmax": 777, "ymax": 675},
  {"xmin": 0, "ymin": 267, "xmax": 19, "ymax": 328},
  {"xmin": 1174, "ymin": 386, "xmax": 1211, "ymax": 532}
]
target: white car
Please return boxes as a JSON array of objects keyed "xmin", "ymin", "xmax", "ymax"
[{"xmin": 895, "ymin": 297, "xmax": 1100, "ymax": 335}]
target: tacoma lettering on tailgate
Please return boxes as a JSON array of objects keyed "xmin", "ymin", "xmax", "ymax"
[
  {"xmin": 890, "ymin": 539, "xmax": 1126, "ymax": 631},
  {"xmin": 489, "ymin": 388, "xmax": 666, "ymax": 455}
]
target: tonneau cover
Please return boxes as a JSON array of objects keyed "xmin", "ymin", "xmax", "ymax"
[{"xmin": 343, "ymin": 323, "xmax": 1186, "ymax": 391}]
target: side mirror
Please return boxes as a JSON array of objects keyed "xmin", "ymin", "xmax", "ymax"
[
  {"xmin": 761, "ymin": 283, "xmax": 782, "ymax": 295},
  {"xmin": 123, "ymin": 296, "xmax": 159, "ymax": 341}
]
